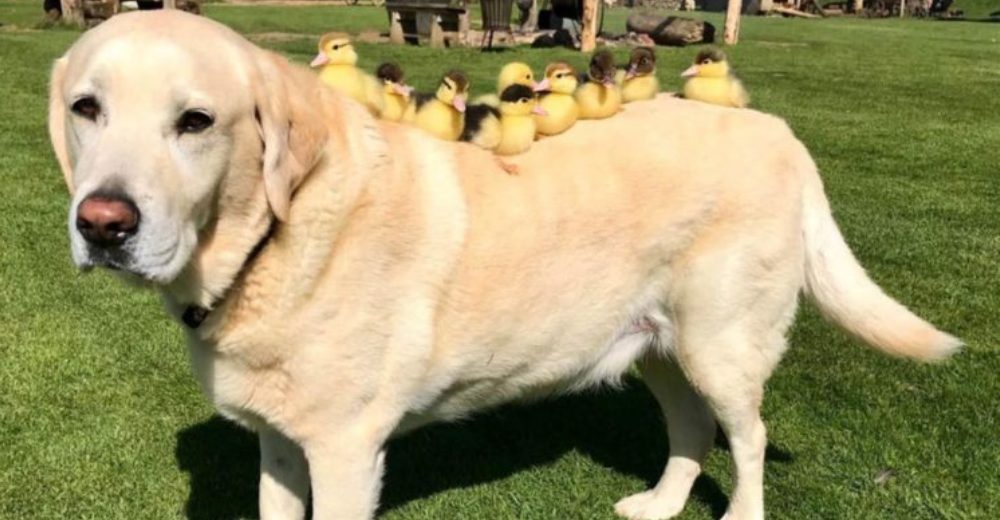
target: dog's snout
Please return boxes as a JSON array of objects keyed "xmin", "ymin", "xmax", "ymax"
[{"xmin": 76, "ymin": 194, "xmax": 140, "ymax": 248}]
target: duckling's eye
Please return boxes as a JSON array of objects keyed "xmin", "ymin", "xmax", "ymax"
[
  {"xmin": 71, "ymin": 96, "xmax": 100, "ymax": 121},
  {"xmin": 177, "ymin": 109, "xmax": 214, "ymax": 134},
  {"xmin": 442, "ymin": 82, "xmax": 452, "ymax": 90},
  {"xmin": 701, "ymin": 59, "xmax": 712, "ymax": 65}
]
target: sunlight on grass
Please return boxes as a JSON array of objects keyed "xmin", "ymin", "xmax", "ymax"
[{"xmin": 1, "ymin": 1, "xmax": 998, "ymax": 518}]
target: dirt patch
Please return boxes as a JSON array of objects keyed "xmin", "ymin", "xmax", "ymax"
[
  {"xmin": 248, "ymin": 31, "xmax": 316, "ymax": 43},
  {"xmin": 219, "ymin": 0, "xmax": 360, "ymax": 6}
]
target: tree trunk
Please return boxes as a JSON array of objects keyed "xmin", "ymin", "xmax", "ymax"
[
  {"xmin": 852, "ymin": 0, "xmax": 863, "ymax": 12},
  {"xmin": 723, "ymin": 0, "xmax": 741, "ymax": 44},
  {"xmin": 580, "ymin": 0, "xmax": 599, "ymax": 52},
  {"xmin": 61, "ymin": 0, "xmax": 84, "ymax": 26}
]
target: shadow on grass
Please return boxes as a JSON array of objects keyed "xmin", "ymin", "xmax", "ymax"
[{"xmin": 176, "ymin": 377, "xmax": 793, "ymax": 519}]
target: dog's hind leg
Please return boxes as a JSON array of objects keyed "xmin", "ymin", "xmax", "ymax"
[
  {"xmin": 668, "ymin": 254, "xmax": 799, "ymax": 520},
  {"xmin": 614, "ymin": 352, "xmax": 716, "ymax": 520}
]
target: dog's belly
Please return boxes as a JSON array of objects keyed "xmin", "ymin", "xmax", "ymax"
[{"xmin": 396, "ymin": 306, "xmax": 673, "ymax": 435}]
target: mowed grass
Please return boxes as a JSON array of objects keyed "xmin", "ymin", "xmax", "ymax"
[{"xmin": 2, "ymin": 1, "xmax": 999, "ymax": 518}]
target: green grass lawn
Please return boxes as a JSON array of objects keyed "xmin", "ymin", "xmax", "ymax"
[{"xmin": 2, "ymin": 1, "xmax": 999, "ymax": 518}]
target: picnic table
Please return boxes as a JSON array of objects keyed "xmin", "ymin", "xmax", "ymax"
[{"xmin": 385, "ymin": 0, "xmax": 471, "ymax": 47}]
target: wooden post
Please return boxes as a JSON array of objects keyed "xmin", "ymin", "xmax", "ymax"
[
  {"xmin": 429, "ymin": 13, "xmax": 445, "ymax": 48},
  {"xmin": 851, "ymin": 0, "xmax": 863, "ymax": 12},
  {"xmin": 389, "ymin": 10, "xmax": 405, "ymax": 44},
  {"xmin": 163, "ymin": 0, "xmax": 176, "ymax": 8},
  {"xmin": 520, "ymin": 0, "xmax": 540, "ymax": 32},
  {"xmin": 580, "ymin": 0, "xmax": 598, "ymax": 52},
  {"xmin": 458, "ymin": 8, "xmax": 470, "ymax": 45},
  {"xmin": 61, "ymin": 0, "xmax": 84, "ymax": 26},
  {"xmin": 723, "ymin": 0, "xmax": 741, "ymax": 44},
  {"xmin": 898, "ymin": 0, "xmax": 905, "ymax": 16}
]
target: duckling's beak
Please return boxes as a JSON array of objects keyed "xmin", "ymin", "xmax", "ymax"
[
  {"xmin": 392, "ymin": 83, "xmax": 414, "ymax": 97},
  {"xmin": 680, "ymin": 65, "xmax": 699, "ymax": 78},
  {"xmin": 310, "ymin": 53, "xmax": 329, "ymax": 68},
  {"xmin": 534, "ymin": 78, "xmax": 551, "ymax": 92},
  {"xmin": 625, "ymin": 65, "xmax": 638, "ymax": 80},
  {"xmin": 532, "ymin": 104, "xmax": 547, "ymax": 116},
  {"xmin": 452, "ymin": 96, "xmax": 466, "ymax": 113}
]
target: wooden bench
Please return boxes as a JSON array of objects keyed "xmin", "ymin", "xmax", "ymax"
[{"xmin": 385, "ymin": 0, "xmax": 470, "ymax": 48}]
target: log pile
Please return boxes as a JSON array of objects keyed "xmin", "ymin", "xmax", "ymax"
[{"xmin": 625, "ymin": 13, "xmax": 715, "ymax": 46}]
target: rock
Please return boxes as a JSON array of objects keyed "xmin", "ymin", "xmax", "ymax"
[{"xmin": 625, "ymin": 13, "xmax": 715, "ymax": 46}]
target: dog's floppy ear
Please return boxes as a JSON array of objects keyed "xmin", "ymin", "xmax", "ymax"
[
  {"xmin": 253, "ymin": 51, "xmax": 329, "ymax": 222},
  {"xmin": 48, "ymin": 56, "xmax": 74, "ymax": 193}
]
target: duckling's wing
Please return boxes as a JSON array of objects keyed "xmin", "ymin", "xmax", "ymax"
[
  {"xmin": 461, "ymin": 105, "xmax": 502, "ymax": 149},
  {"xmin": 363, "ymin": 72, "xmax": 385, "ymax": 113},
  {"xmin": 412, "ymin": 92, "xmax": 435, "ymax": 110},
  {"xmin": 729, "ymin": 76, "xmax": 750, "ymax": 108},
  {"xmin": 614, "ymin": 68, "xmax": 626, "ymax": 88}
]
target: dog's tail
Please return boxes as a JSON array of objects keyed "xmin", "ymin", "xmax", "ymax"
[{"xmin": 800, "ymin": 161, "xmax": 962, "ymax": 362}]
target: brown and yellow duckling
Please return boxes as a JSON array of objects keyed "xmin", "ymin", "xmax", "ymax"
[
  {"xmin": 461, "ymin": 84, "xmax": 546, "ymax": 156},
  {"xmin": 575, "ymin": 50, "xmax": 621, "ymax": 120},
  {"xmin": 405, "ymin": 70, "xmax": 469, "ymax": 141},
  {"xmin": 681, "ymin": 48, "xmax": 749, "ymax": 108},
  {"xmin": 534, "ymin": 62, "xmax": 579, "ymax": 137},
  {"xmin": 375, "ymin": 62, "xmax": 414, "ymax": 122},
  {"xmin": 618, "ymin": 47, "xmax": 659, "ymax": 103}
]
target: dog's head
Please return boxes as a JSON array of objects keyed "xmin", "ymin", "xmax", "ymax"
[{"xmin": 49, "ymin": 11, "xmax": 328, "ymax": 285}]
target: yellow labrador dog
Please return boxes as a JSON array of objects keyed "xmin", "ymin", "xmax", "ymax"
[{"xmin": 49, "ymin": 11, "xmax": 959, "ymax": 520}]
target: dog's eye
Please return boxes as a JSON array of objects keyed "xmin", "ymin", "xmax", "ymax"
[
  {"xmin": 177, "ymin": 110, "xmax": 214, "ymax": 134},
  {"xmin": 71, "ymin": 96, "xmax": 100, "ymax": 121}
]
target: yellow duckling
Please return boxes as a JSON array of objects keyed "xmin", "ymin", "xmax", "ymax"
[
  {"xmin": 534, "ymin": 62, "xmax": 579, "ymax": 137},
  {"xmin": 310, "ymin": 32, "xmax": 384, "ymax": 115},
  {"xmin": 473, "ymin": 61, "xmax": 543, "ymax": 106},
  {"xmin": 495, "ymin": 84, "xmax": 546, "ymax": 156},
  {"xmin": 575, "ymin": 50, "xmax": 621, "ymax": 120},
  {"xmin": 405, "ymin": 70, "xmax": 469, "ymax": 141},
  {"xmin": 681, "ymin": 48, "xmax": 749, "ymax": 108},
  {"xmin": 619, "ymin": 47, "xmax": 659, "ymax": 103},
  {"xmin": 375, "ymin": 62, "xmax": 413, "ymax": 122}
]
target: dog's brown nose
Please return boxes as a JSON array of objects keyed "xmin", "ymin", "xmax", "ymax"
[{"xmin": 76, "ymin": 194, "xmax": 140, "ymax": 248}]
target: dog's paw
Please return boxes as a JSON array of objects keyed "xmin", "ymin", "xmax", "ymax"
[{"xmin": 614, "ymin": 490, "xmax": 684, "ymax": 520}]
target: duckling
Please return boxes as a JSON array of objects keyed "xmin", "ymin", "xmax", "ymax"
[
  {"xmin": 534, "ymin": 62, "xmax": 579, "ymax": 137},
  {"xmin": 574, "ymin": 50, "xmax": 621, "ymax": 120},
  {"xmin": 463, "ymin": 84, "xmax": 545, "ymax": 155},
  {"xmin": 406, "ymin": 70, "xmax": 469, "ymax": 141},
  {"xmin": 618, "ymin": 47, "xmax": 659, "ymax": 103},
  {"xmin": 310, "ymin": 32, "xmax": 384, "ymax": 115},
  {"xmin": 473, "ymin": 61, "xmax": 543, "ymax": 107},
  {"xmin": 680, "ymin": 48, "xmax": 749, "ymax": 108},
  {"xmin": 495, "ymin": 84, "xmax": 546, "ymax": 156},
  {"xmin": 462, "ymin": 85, "xmax": 546, "ymax": 174},
  {"xmin": 375, "ymin": 62, "xmax": 413, "ymax": 122}
]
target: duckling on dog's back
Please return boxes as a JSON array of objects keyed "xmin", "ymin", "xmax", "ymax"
[
  {"xmin": 681, "ymin": 48, "xmax": 749, "ymax": 108},
  {"xmin": 575, "ymin": 50, "xmax": 621, "ymax": 120}
]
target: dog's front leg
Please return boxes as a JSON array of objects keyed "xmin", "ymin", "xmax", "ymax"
[
  {"xmin": 304, "ymin": 430, "xmax": 387, "ymax": 520},
  {"xmin": 259, "ymin": 426, "xmax": 310, "ymax": 520}
]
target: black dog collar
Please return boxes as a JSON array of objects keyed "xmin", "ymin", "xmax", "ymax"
[{"xmin": 181, "ymin": 220, "xmax": 275, "ymax": 329}]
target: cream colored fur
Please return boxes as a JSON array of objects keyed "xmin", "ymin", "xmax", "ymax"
[{"xmin": 50, "ymin": 11, "xmax": 960, "ymax": 520}]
